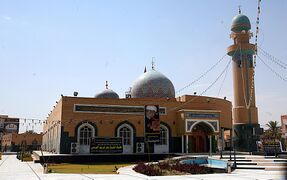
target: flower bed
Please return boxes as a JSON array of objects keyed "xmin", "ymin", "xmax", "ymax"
[{"xmin": 133, "ymin": 161, "xmax": 213, "ymax": 176}]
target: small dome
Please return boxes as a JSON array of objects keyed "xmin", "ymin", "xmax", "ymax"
[
  {"xmin": 131, "ymin": 69, "xmax": 175, "ymax": 98},
  {"xmin": 94, "ymin": 89, "xmax": 119, "ymax": 99},
  {"xmin": 95, "ymin": 81, "xmax": 119, "ymax": 99},
  {"xmin": 231, "ymin": 14, "xmax": 251, "ymax": 32}
]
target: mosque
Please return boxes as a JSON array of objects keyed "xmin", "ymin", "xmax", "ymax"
[{"xmin": 42, "ymin": 12, "xmax": 261, "ymax": 154}]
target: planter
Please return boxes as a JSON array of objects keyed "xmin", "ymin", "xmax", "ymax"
[{"xmin": 262, "ymin": 144, "xmax": 281, "ymax": 156}]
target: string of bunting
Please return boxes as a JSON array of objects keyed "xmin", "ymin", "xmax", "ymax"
[{"xmin": 253, "ymin": 0, "xmax": 261, "ymax": 67}]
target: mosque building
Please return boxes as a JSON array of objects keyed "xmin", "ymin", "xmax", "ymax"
[{"xmin": 42, "ymin": 12, "xmax": 261, "ymax": 154}]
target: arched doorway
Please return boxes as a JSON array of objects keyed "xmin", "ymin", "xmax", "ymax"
[
  {"xmin": 77, "ymin": 122, "xmax": 96, "ymax": 154},
  {"xmin": 188, "ymin": 122, "xmax": 214, "ymax": 153},
  {"xmin": 154, "ymin": 124, "xmax": 169, "ymax": 153},
  {"xmin": 117, "ymin": 123, "xmax": 134, "ymax": 153}
]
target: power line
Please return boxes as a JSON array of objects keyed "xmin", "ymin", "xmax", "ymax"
[
  {"xmin": 257, "ymin": 55, "xmax": 287, "ymax": 82},
  {"xmin": 175, "ymin": 54, "xmax": 227, "ymax": 95},
  {"xmin": 217, "ymin": 60, "xmax": 230, "ymax": 96},
  {"xmin": 169, "ymin": 59, "xmax": 232, "ymax": 112},
  {"xmin": 258, "ymin": 46, "xmax": 287, "ymax": 69}
]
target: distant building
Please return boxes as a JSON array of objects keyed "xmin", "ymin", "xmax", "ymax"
[
  {"xmin": 1, "ymin": 132, "xmax": 42, "ymax": 152},
  {"xmin": 281, "ymin": 115, "xmax": 287, "ymax": 149},
  {"xmin": 0, "ymin": 115, "xmax": 19, "ymax": 150}
]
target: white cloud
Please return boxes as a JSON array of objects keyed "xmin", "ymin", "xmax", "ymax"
[{"xmin": 1, "ymin": 15, "xmax": 12, "ymax": 21}]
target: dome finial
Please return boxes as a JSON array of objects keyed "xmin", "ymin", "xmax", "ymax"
[
  {"xmin": 238, "ymin": 5, "xmax": 241, "ymax": 14},
  {"xmin": 144, "ymin": 66, "xmax": 147, "ymax": 73},
  {"xmin": 152, "ymin": 57, "xmax": 155, "ymax": 70},
  {"xmin": 105, "ymin": 80, "xmax": 108, "ymax": 89}
]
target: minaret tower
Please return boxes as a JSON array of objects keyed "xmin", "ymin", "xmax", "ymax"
[{"xmin": 227, "ymin": 11, "xmax": 262, "ymax": 151}]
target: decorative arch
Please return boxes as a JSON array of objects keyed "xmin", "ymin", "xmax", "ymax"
[
  {"xmin": 159, "ymin": 123, "xmax": 169, "ymax": 145},
  {"xmin": 75, "ymin": 121, "xmax": 97, "ymax": 145},
  {"xmin": 114, "ymin": 121, "xmax": 136, "ymax": 137},
  {"xmin": 159, "ymin": 122, "xmax": 171, "ymax": 136},
  {"xmin": 115, "ymin": 121, "xmax": 136, "ymax": 153},
  {"xmin": 75, "ymin": 120, "xmax": 97, "ymax": 139},
  {"xmin": 116, "ymin": 123, "xmax": 134, "ymax": 144},
  {"xmin": 190, "ymin": 121, "xmax": 215, "ymax": 133}
]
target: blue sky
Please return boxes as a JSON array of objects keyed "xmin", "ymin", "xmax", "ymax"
[{"xmin": 0, "ymin": 0, "xmax": 286, "ymax": 132}]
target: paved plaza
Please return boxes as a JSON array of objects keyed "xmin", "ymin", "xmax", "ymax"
[{"xmin": 0, "ymin": 155, "xmax": 286, "ymax": 180}]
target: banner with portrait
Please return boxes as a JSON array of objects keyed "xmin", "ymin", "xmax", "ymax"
[{"xmin": 144, "ymin": 105, "xmax": 160, "ymax": 142}]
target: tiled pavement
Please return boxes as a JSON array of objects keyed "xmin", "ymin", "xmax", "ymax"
[{"xmin": 0, "ymin": 155, "xmax": 285, "ymax": 180}]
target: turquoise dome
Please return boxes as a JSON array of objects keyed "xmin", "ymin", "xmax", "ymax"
[
  {"xmin": 131, "ymin": 69, "xmax": 175, "ymax": 98},
  {"xmin": 231, "ymin": 14, "xmax": 251, "ymax": 32}
]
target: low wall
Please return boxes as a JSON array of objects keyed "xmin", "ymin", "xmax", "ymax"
[{"xmin": 33, "ymin": 152, "xmax": 178, "ymax": 164}]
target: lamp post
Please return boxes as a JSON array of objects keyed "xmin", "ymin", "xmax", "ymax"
[
  {"xmin": 233, "ymin": 147, "xmax": 237, "ymax": 168},
  {"xmin": 232, "ymin": 135, "xmax": 237, "ymax": 169}
]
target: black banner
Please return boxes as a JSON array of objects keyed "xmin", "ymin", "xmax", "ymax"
[
  {"xmin": 74, "ymin": 104, "xmax": 166, "ymax": 115},
  {"xmin": 144, "ymin": 105, "xmax": 160, "ymax": 142},
  {"xmin": 90, "ymin": 137, "xmax": 123, "ymax": 153}
]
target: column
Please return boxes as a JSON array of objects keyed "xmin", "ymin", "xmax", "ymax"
[
  {"xmin": 186, "ymin": 135, "xmax": 189, "ymax": 153},
  {"xmin": 181, "ymin": 135, "xmax": 184, "ymax": 153},
  {"xmin": 209, "ymin": 135, "xmax": 212, "ymax": 156}
]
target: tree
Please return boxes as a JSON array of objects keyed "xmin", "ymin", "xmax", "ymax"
[
  {"xmin": 266, "ymin": 121, "xmax": 281, "ymax": 140},
  {"xmin": 261, "ymin": 120, "xmax": 282, "ymax": 144}
]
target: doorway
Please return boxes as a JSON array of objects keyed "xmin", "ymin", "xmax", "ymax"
[
  {"xmin": 187, "ymin": 122, "xmax": 213, "ymax": 153},
  {"xmin": 188, "ymin": 132, "xmax": 206, "ymax": 153}
]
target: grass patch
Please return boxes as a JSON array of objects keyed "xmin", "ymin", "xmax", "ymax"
[
  {"xmin": 48, "ymin": 162, "xmax": 134, "ymax": 174},
  {"xmin": 17, "ymin": 153, "xmax": 33, "ymax": 161},
  {"xmin": 22, "ymin": 156, "xmax": 33, "ymax": 161}
]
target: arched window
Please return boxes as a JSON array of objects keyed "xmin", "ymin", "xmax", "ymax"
[
  {"xmin": 117, "ymin": 124, "xmax": 134, "ymax": 146},
  {"xmin": 77, "ymin": 123, "xmax": 95, "ymax": 145},
  {"xmin": 119, "ymin": 126, "xmax": 131, "ymax": 145},
  {"xmin": 116, "ymin": 123, "xmax": 134, "ymax": 153},
  {"xmin": 159, "ymin": 125, "xmax": 168, "ymax": 145}
]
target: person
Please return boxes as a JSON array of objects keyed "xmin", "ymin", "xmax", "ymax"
[{"xmin": 145, "ymin": 105, "xmax": 160, "ymax": 132}]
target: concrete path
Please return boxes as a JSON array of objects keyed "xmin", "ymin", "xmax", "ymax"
[{"xmin": 0, "ymin": 155, "xmax": 286, "ymax": 180}]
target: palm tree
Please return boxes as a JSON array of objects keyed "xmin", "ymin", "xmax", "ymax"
[{"xmin": 265, "ymin": 121, "xmax": 281, "ymax": 141}]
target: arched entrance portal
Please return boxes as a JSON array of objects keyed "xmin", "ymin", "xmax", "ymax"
[{"xmin": 188, "ymin": 122, "xmax": 214, "ymax": 153}]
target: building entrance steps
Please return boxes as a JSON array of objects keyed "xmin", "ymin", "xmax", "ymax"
[{"xmin": 219, "ymin": 154, "xmax": 287, "ymax": 171}]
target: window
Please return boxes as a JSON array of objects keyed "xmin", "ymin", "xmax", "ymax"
[
  {"xmin": 119, "ymin": 126, "xmax": 132, "ymax": 145},
  {"xmin": 79, "ymin": 125, "xmax": 92, "ymax": 145},
  {"xmin": 77, "ymin": 122, "xmax": 96, "ymax": 146},
  {"xmin": 159, "ymin": 126, "xmax": 168, "ymax": 145},
  {"xmin": 32, "ymin": 139, "xmax": 38, "ymax": 146}
]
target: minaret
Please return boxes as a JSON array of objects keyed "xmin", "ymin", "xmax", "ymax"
[{"xmin": 227, "ymin": 11, "xmax": 262, "ymax": 152}]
